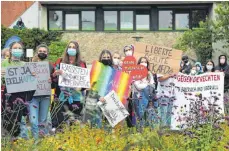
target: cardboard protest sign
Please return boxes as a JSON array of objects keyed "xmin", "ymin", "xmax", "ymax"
[
  {"xmin": 58, "ymin": 63, "xmax": 90, "ymax": 88},
  {"xmin": 26, "ymin": 62, "xmax": 51, "ymax": 96},
  {"xmin": 90, "ymin": 61, "xmax": 132, "ymax": 105},
  {"xmin": 134, "ymin": 42, "xmax": 183, "ymax": 76},
  {"xmin": 97, "ymin": 90, "xmax": 129, "ymax": 127},
  {"xmin": 170, "ymin": 72, "xmax": 224, "ymax": 130},
  {"xmin": 122, "ymin": 56, "xmax": 148, "ymax": 81},
  {"xmin": 5, "ymin": 65, "xmax": 37, "ymax": 93}
]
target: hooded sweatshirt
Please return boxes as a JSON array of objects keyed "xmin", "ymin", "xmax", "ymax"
[
  {"xmin": 195, "ymin": 62, "xmax": 203, "ymax": 75},
  {"xmin": 215, "ymin": 55, "xmax": 229, "ymax": 91}
]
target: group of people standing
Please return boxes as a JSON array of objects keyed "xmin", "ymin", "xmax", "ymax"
[{"xmin": 1, "ymin": 40, "xmax": 229, "ymax": 140}]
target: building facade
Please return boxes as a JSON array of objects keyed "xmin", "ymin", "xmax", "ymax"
[{"xmin": 1, "ymin": 1, "xmax": 225, "ymax": 64}]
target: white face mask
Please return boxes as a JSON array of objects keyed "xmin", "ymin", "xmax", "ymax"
[
  {"xmin": 140, "ymin": 63, "xmax": 147, "ymax": 67},
  {"xmin": 196, "ymin": 66, "xmax": 201, "ymax": 71},
  {"xmin": 206, "ymin": 65, "xmax": 213, "ymax": 71},
  {"xmin": 220, "ymin": 58, "xmax": 225, "ymax": 64},
  {"xmin": 125, "ymin": 51, "xmax": 133, "ymax": 56},
  {"xmin": 113, "ymin": 59, "xmax": 120, "ymax": 66},
  {"xmin": 191, "ymin": 70, "xmax": 196, "ymax": 75}
]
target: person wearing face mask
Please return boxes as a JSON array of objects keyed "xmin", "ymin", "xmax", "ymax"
[
  {"xmin": 112, "ymin": 52, "xmax": 122, "ymax": 70},
  {"xmin": 132, "ymin": 57, "xmax": 156, "ymax": 129},
  {"xmin": 123, "ymin": 45, "xmax": 134, "ymax": 57},
  {"xmin": 51, "ymin": 41, "xmax": 87, "ymax": 131},
  {"xmin": 179, "ymin": 55, "xmax": 192, "ymax": 75},
  {"xmin": 1, "ymin": 42, "xmax": 35, "ymax": 139},
  {"xmin": 215, "ymin": 55, "xmax": 229, "ymax": 92},
  {"xmin": 99, "ymin": 50, "xmax": 113, "ymax": 66},
  {"xmin": 195, "ymin": 62, "xmax": 203, "ymax": 75},
  {"xmin": 204, "ymin": 60, "xmax": 215, "ymax": 73},
  {"xmin": 28, "ymin": 44, "xmax": 55, "ymax": 139},
  {"xmin": 190, "ymin": 66, "xmax": 197, "ymax": 76}
]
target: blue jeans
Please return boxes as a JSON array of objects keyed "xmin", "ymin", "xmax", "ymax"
[
  {"xmin": 158, "ymin": 97, "xmax": 173, "ymax": 127},
  {"xmin": 29, "ymin": 96, "xmax": 50, "ymax": 139},
  {"xmin": 19, "ymin": 116, "xmax": 29, "ymax": 139}
]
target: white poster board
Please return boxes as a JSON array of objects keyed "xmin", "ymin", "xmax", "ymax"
[
  {"xmin": 26, "ymin": 62, "xmax": 51, "ymax": 96},
  {"xmin": 5, "ymin": 65, "xmax": 37, "ymax": 93},
  {"xmin": 171, "ymin": 72, "xmax": 225, "ymax": 130},
  {"xmin": 58, "ymin": 63, "xmax": 90, "ymax": 88},
  {"xmin": 97, "ymin": 90, "xmax": 129, "ymax": 127}
]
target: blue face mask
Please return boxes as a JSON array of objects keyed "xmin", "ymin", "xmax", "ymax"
[
  {"xmin": 67, "ymin": 48, "xmax": 77, "ymax": 56},
  {"xmin": 12, "ymin": 49, "xmax": 23, "ymax": 58}
]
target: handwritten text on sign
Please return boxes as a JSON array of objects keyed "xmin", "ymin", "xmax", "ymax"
[
  {"xmin": 134, "ymin": 42, "xmax": 183, "ymax": 75},
  {"xmin": 5, "ymin": 65, "xmax": 37, "ymax": 93},
  {"xmin": 122, "ymin": 56, "xmax": 148, "ymax": 81},
  {"xmin": 97, "ymin": 90, "xmax": 129, "ymax": 127},
  {"xmin": 58, "ymin": 63, "xmax": 90, "ymax": 88},
  {"xmin": 26, "ymin": 62, "xmax": 51, "ymax": 96}
]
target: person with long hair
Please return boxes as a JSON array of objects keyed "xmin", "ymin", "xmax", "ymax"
[
  {"xmin": 51, "ymin": 41, "xmax": 86, "ymax": 131},
  {"xmin": 29, "ymin": 43, "xmax": 54, "ymax": 139},
  {"xmin": 1, "ymin": 42, "xmax": 34, "ymax": 139},
  {"xmin": 112, "ymin": 51, "xmax": 122, "ymax": 70},
  {"xmin": 204, "ymin": 60, "xmax": 215, "ymax": 73},
  {"xmin": 132, "ymin": 57, "xmax": 156, "ymax": 129}
]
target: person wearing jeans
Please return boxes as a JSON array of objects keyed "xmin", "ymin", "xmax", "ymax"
[
  {"xmin": 29, "ymin": 44, "xmax": 54, "ymax": 139},
  {"xmin": 29, "ymin": 96, "xmax": 50, "ymax": 138}
]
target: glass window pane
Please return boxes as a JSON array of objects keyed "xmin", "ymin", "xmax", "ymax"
[
  {"xmin": 120, "ymin": 11, "xmax": 133, "ymax": 30},
  {"xmin": 82, "ymin": 11, "xmax": 95, "ymax": 30},
  {"xmin": 104, "ymin": 11, "xmax": 117, "ymax": 31},
  {"xmin": 175, "ymin": 13, "xmax": 189, "ymax": 30},
  {"xmin": 49, "ymin": 11, "xmax": 63, "ymax": 30},
  {"xmin": 65, "ymin": 14, "xmax": 79, "ymax": 30},
  {"xmin": 159, "ymin": 11, "xmax": 172, "ymax": 30},
  {"xmin": 192, "ymin": 10, "xmax": 207, "ymax": 28},
  {"xmin": 136, "ymin": 15, "xmax": 150, "ymax": 30}
]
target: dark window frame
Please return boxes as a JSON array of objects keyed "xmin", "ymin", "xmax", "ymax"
[
  {"xmin": 81, "ymin": 10, "xmax": 96, "ymax": 31},
  {"xmin": 47, "ymin": 5, "xmax": 210, "ymax": 32}
]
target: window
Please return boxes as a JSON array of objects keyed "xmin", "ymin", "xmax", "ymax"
[
  {"xmin": 82, "ymin": 11, "xmax": 95, "ymax": 30},
  {"xmin": 120, "ymin": 11, "xmax": 133, "ymax": 30},
  {"xmin": 49, "ymin": 11, "xmax": 63, "ymax": 30},
  {"xmin": 192, "ymin": 10, "xmax": 207, "ymax": 28},
  {"xmin": 175, "ymin": 13, "xmax": 189, "ymax": 30},
  {"xmin": 136, "ymin": 11, "xmax": 150, "ymax": 30},
  {"xmin": 159, "ymin": 11, "xmax": 172, "ymax": 30},
  {"xmin": 65, "ymin": 13, "xmax": 79, "ymax": 30},
  {"xmin": 104, "ymin": 11, "xmax": 117, "ymax": 31}
]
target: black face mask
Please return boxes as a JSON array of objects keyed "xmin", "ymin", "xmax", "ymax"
[
  {"xmin": 101, "ymin": 59, "xmax": 112, "ymax": 66},
  {"xmin": 38, "ymin": 53, "xmax": 47, "ymax": 60},
  {"xmin": 184, "ymin": 60, "xmax": 188, "ymax": 64}
]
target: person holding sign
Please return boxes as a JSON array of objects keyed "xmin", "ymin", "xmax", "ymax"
[
  {"xmin": 204, "ymin": 60, "xmax": 215, "ymax": 73},
  {"xmin": 123, "ymin": 45, "xmax": 134, "ymax": 57},
  {"xmin": 132, "ymin": 57, "xmax": 156, "ymax": 128},
  {"xmin": 1, "ymin": 42, "xmax": 34, "ymax": 138},
  {"xmin": 51, "ymin": 41, "xmax": 87, "ymax": 130},
  {"xmin": 29, "ymin": 44, "xmax": 54, "ymax": 139}
]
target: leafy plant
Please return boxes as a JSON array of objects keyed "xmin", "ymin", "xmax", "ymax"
[
  {"xmin": 173, "ymin": 21, "xmax": 213, "ymax": 65},
  {"xmin": 48, "ymin": 41, "xmax": 68, "ymax": 63},
  {"xmin": 1, "ymin": 26, "xmax": 63, "ymax": 50}
]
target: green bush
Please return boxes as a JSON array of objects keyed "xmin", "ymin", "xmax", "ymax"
[
  {"xmin": 48, "ymin": 41, "xmax": 68, "ymax": 63},
  {"xmin": 173, "ymin": 21, "xmax": 213, "ymax": 65},
  {"xmin": 1, "ymin": 26, "xmax": 63, "ymax": 50}
]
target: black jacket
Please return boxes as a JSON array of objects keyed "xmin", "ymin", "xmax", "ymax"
[
  {"xmin": 215, "ymin": 55, "xmax": 229, "ymax": 91},
  {"xmin": 179, "ymin": 62, "xmax": 192, "ymax": 75}
]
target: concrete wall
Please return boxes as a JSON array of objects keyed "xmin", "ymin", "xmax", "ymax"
[
  {"xmin": 61, "ymin": 32, "xmax": 183, "ymax": 64},
  {"xmin": 9, "ymin": 1, "xmax": 39, "ymax": 29}
]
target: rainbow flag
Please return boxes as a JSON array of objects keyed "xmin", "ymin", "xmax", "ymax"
[{"xmin": 90, "ymin": 61, "xmax": 132, "ymax": 105}]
